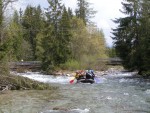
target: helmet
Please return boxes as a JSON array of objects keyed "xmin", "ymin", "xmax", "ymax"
[
  {"xmin": 88, "ymin": 70, "xmax": 94, "ymax": 73},
  {"xmin": 76, "ymin": 71, "xmax": 79, "ymax": 74}
]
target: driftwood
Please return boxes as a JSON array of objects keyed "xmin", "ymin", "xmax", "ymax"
[
  {"xmin": 0, "ymin": 85, "xmax": 9, "ymax": 93},
  {"xmin": 53, "ymin": 107, "xmax": 69, "ymax": 111}
]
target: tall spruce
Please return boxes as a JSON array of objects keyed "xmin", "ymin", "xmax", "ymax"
[
  {"xmin": 139, "ymin": 0, "xmax": 150, "ymax": 75},
  {"xmin": 7, "ymin": 10, "xmax": 23, "ymax": 61},
  {"xmin": 112, "ymin": 0, "xmax": 140, "ymax": 70},
  {"xmin": 68, "ymin": 7, "xmax": 73, "ymax": 19},
  {"xmin": 22, "ymin": 6, "xmax": 35, "ymax": 60},
  {"xmin": 0, "ymin": 0, "xmax": 18, "ymax": 75},
  {"xmin": 0, "ymin": 0, "xmax": 18, "ymax": 60},
  {"xmin": 112, "ymin": 0, "xmax": 150, "ymax": 75},
  {"xmin": 45, "ymin": 0, "xmax": 63, "ymax": 31},
  {"xmin": 75, "ymin": 0, "xmax": 96, "ymax": 25},
  {"xmin": 22, "ymin": 5, "xmax": 44, "ymax": 60},
  {"xmin": 59, "ymin": 7, "xmax": 72, "ymax": 63},
  {"xmin": 34, "ymin": 5, "xmax": 45, "ymax": 60},
  {"xmin": 42, "ymin": 0, "xmax": 63, "ymax": 71}
]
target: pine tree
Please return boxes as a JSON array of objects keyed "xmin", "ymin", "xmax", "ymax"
[
  {"xmin": 112, "ymin": 0, "xmax": 150, "ymax": 75},
  {"xmin": 138, "ymin": 0, "xmax": 150, "ymax": 75},
  {"xmin": 42, "ymin": 0, "xmax": 63, "ymax": 71},
  {"xmin": 7, "ymin": 10, "xmax": 23, "ymax": 61},
  {"xmin": 59, "ymin": 7, "xmax": 72, "ymax": 63},
  {"xmin": 0, "ymin": 0, "xmax": 18, "ymax": 75},
  {"xmin": 45, "ymin": 0, "xmax": 63, "ymax": 31},
  {"xmin": 112, "ymin": 0, "xmax": 141, "ymax": 70},
  {"xmin": 0, "ymin": 0, "xmax": 17, "ymax": 60},
  {"xmin": 68, "ymin": 7, "xmax": 73, "ymax": 19},
  {"xmin": 22, "ymin": 6, "xmax": 35, "ymax": 60},
  {"xmin": 22, "ymin": 5, "xmax": 45, "ymax": 60},
  {"xmin": 34, "ymin": 5, "xmax": 45, "ymax": 60},
  {"xmin": 75, "ymin": 0, "xmax": 96, "ymax": 25}
]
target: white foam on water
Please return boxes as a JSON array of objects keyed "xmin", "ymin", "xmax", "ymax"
[
  {"xmin": 71, "ymin": 108, "xmax": 90, "ymax": 113},
  {"xmin": 14, "ymin": 71, "xmax": 107, "ymax": 84},
  {"xmin": 16, "ymin": 72, "xmax": 71, "ymax": 84},
  {"xmin": 107, "ymin": 71, "xmax": 137, "ymax": 77},
  {"xmin": 123, "ymin": 93, "xmax": 129, "ymax": 96},
  {"xmin": 94, "ymin": 77, "xmax": 106, "ymax": 84},
  {"xmin": 41, "ymin": 108, "xmax": 90, "ymax": 113},
  {"xmin": 119, "ymin": 78, "xmax": 136, "ymax": 83},
  {"xmin": 145, "ymin": 89, "xmax": 150, "ymax": 94},
  {"xmin": 106, "ymin": 96, "xmax": 112, "ymax": 100}
]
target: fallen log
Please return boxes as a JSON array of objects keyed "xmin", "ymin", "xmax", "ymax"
[{"xmin": 0, "ymin": 85, "xmax": 9, "ymax": 93}]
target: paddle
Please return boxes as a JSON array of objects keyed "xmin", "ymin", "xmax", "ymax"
[{"xmin": 69, "ymin": 77, "xmax": 75, "ymax": 84}]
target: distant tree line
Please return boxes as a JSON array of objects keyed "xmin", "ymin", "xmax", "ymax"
[
  {"xmin": 0, "ymin": 0, "xmax": 107, "ymax": 74},
  {"xmin": 112, "ymin": 0, "xmax": 150, "ymax": 76}
]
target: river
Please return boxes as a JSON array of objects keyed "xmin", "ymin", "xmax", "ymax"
[{"xmin": 0, "ymin": 70, "xmax": 150, "ymax": 113}]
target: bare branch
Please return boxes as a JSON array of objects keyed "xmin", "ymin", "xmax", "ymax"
[{"xmin": 2, "ymin": 0, "xmax": 18, "ymax": 11}]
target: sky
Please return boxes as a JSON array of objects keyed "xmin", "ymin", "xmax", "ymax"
[{"xmin": 14, "ymin": 0, "xmax": 125, "ymax": 47}]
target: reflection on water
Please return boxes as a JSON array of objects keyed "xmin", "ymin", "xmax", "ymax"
[{"xmin": 0, "ymin": 71, "xmax": 150, "ymax": 113}]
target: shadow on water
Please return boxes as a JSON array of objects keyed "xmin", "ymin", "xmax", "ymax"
[{"xmin": 0, "ymin": 71, "xmax": 150, "ymax": 113}]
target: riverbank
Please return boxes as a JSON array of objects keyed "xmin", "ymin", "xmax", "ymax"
[{"xmin": 0, "ymin": 74, "xmax": 57, "ymax": 93}]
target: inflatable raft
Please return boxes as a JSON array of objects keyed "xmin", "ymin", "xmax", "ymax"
[{"xmin": 77, "ymin": 79, "xmax": 95, "ymax": 84}]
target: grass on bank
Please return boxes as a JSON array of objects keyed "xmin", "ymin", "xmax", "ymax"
[{"xmin": 0, "ymin": 74, "xmax": 57, "ymax": 90}]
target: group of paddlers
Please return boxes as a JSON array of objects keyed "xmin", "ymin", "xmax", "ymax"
[
  {"xmin": 70, "ymin": 70, "xmax": 96, "ymax": 84},
  {"xmin": 75, "ymin": 70, "xmax": 95, "ymax": 80}
]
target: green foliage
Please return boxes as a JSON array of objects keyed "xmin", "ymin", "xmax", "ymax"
[
  {"xmin": 75, "ymin": 0, "xmax": 96, "ymax": 25},
  {"xmin": 60, "ymin": 59, "xmax": 81, "ymax": 70},
  {"xmin": 86, "ymin": 25, "xmax": 107, "ymax": 58},
  {"xmin": 62, "ymin": 17, "xmax": 108, "ymax": 70},
  {"xmin": 35, "ymin": 33, "xmax": 44, "ymax": 60},
  {"xmin": 22, "ymin": 5, "xmax": 45, "ymax": 60},
  {"xmin": 0, "ymin": 0, "xmax": 108, "ymax": 75},
  {"xmin": 0, "ymin": 59, "xmax": 9, "ymax": 75},
  {"xmin": 112, "ymin": 0, "xmax": 150, "ymax": 76},
  {"xmin": 0, "ymin": 0, "xmax": 2, "ymax": 26},
  {"xmin": 58, "ymin": 7, "xmax": 72, "ymax": 63},
  {"xmin": 106, "ymin": 47, "xmax": 117, "ymax": 57},
  {"xmin": 68, "ymin": 7, "xmax": 74, "ymax": 19},
  {"xmin": 7, "ymin": 12, "xmax": 23, "ymax": 61},
  {"xmin": 42, "ymin": 0, "xmax": 72, "ymax": 71},
  {"xmin": 70, "ymin": 17, "xmax": 88, "ymax": 60}
]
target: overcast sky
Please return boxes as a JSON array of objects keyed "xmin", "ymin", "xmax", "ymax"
[{"xmin": 14, "ymin": 0, "xmax": 125, "ymax": 47}]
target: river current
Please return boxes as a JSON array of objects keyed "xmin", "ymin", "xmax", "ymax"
[{"xmin": 0, "ymin": 70, "xmax": 150, "ymax": 113}]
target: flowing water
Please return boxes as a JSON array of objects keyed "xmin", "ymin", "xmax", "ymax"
[{"xmin": 0, "ymin": 71, "xmax": 150, "ymax": 113}]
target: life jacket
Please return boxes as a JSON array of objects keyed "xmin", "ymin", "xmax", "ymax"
[
  {"xmin": 75, "ymin": 70, "xmax": 85, "ymax": 79},
  {"xmin": 86, "ymin": 70, "xmax": 95, "ymax": 79}
]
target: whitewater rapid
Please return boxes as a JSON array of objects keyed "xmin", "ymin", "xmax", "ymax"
[{"xmin": 7, "ymin": 71, "xmax": 150, "ymax": 113}]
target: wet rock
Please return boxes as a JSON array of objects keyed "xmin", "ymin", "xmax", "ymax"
[{"xmin": 53, "ymin": 107, "xmax": 69, "ymax": 111}]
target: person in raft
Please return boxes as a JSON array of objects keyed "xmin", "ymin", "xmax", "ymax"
[
  {"xmin": 85, "ymin": 69, "xmax": 95, "ymax": 80},
  {"xmin": 74, "ymin": 70, "xmax": 86, "ymax": 81}
]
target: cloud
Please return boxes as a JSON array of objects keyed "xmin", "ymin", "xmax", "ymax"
[{"xmin": 14, "ymin": 0, "xmax": 48, "ymax": 10}]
